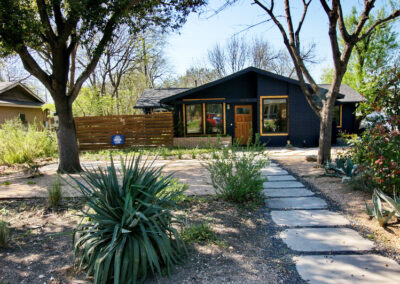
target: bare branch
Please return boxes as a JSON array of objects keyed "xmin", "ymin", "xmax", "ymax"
[{"xmin": 358, "ymin": 8, "xmax": 400, "ymax": 41}]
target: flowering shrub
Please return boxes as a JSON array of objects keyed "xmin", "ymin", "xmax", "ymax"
[{"xmin": 349, "ymin": 65, "xmax": 400, "ymax": 194}]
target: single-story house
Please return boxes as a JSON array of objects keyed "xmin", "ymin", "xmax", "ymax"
[
  {"xmin": 135, "ymin": 67, "xmax": 363, "ymax": 147},
  {"xmin": 0, "ymin": 82, "xmax": 48, "ymax": 126}
]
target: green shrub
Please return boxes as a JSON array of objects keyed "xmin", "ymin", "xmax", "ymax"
[
  {"xmin": 0, "ymin": 119, "xmax": 57, "ymax": 165},
  {"xmin": 203, "ymin": 135, "xmax": 268, "ymax": 205},
  {"xmin": 0, "ymin": 220, "xmax": 10, "ymax": 248},
  {"xmin": 48, "ymin": 175, "xmax": 62, "ymax": 208},
  {"xmin": 73, "ymin": 155, "xmax": 185, "ymax": 284},
  {"xmin": 181, "ymin": 223, "xmax": 217, "ymax": 244},
  {"xmin": 159, "ymin": 178, "xmax": 188, "ymax": 203}
]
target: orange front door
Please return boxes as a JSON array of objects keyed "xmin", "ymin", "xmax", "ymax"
[{"xmin": 234, "ymin": 105, "xmax": 253, "ymax": 145}]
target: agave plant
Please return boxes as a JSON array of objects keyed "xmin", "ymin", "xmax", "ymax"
[
  {"xmin": 72, "ymin": 155, "xmax": 186, "ymax": 284},
  {"xmin": 366, "ymin": 189, "xmax": 399, "ymax": 227},
  {"xmin": 325, "ymin": 156, "xmax": 358, "ymax": 182}
]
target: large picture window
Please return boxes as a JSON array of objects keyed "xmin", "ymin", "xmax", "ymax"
[
  {"xmin": 261, "ymin": 97, "xmax": 288, "ymax": 134},
  {"xmin": 206, "ymin": 104, "xmax": 223, "ymax": 134},
  {"xmin": 185, "ymin": 104, "xmax": 203, "ymax": 134},
  {"xmin": 184, "ymin": 102, "xmax": 225, "ymax": 135}
]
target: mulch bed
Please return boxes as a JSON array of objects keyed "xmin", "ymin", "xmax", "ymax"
[{"xmin": 0, "ymin": 197, "xmax": 305, "ymax": 284}]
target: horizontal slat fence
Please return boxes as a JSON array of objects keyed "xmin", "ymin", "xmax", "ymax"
[{"xmin": 75, "ymin": 112, "xmax": 174, "ymax": 151}]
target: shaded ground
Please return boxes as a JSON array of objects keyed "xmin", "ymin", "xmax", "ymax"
[
  {"xmin": 272, "ymin": 152, "xmax": 400, "ymax": 264},
  {"xmin": 0, "ymin": 198, "xmax": 304, "ymax": 284}
]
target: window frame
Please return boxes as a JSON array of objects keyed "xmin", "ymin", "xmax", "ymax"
[
  {"xmin": 259, "ymin": 95, "xmax": 289, "ymax": 136},
  {"xmin": 182, "ymin": 100, "xmax": 226, "ymax": 136},
  {"xmin": 334, "ymin": 104, "xmax": 343, "ymax": 128},
  {"xmin": 184, "ymin": 103, "xmax": 204, "ymax": 135}
]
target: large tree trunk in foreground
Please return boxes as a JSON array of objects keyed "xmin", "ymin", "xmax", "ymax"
[
  {"xmin": 317, "ymin": 92, "xmax": 337, "ymax": 164},
  {"xmin": 55, "ymin": 97, "xmax": 82, "ymax": 173}
]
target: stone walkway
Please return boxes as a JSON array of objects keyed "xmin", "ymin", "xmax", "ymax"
[{"xmin": 262, "ymin": 162, "xmax": 400, "ymax": 284}]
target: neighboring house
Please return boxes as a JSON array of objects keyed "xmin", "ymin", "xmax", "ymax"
[
  {"xmin": 0, "ymin": 82, "xmax": 48, "ymax": 126},
  {"xmin": 135, "ymin": 67, "xmax": 364, "ymax": 147}
]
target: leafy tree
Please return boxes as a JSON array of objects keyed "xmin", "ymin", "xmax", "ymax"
[
  {"xmin": 320, "ymin": 7, "xmax": 399, "ymax": 93},
  {"xmin": 249, "ymin": 0, "xmax": 400, "ymax": 164},
  {"xmin": 0, "ymin": 0, "xmax": 205, "ymax": 172}
]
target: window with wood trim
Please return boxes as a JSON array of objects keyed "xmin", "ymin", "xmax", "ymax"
[
  {"xmin": 205, "ymin": 103, "xmax": 223, "ymax": 134},
  {"xmin": 185, "ymin": 104, "xmax": 203, "ymax": 134},
  {"xmin": 184, "ymin": 102, "xmax": 225, "ymax": 136},
  {"xmin": 333, "ymin": 105, "xmax": 342, "ymax": 128},
  {"xmin": 261, "ymin": 97, "xmax": 288, "ymax": 135}
]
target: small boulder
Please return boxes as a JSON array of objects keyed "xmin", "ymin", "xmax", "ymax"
[{"xmin": 305, "ymin": 155, "xmax": 317, "ymax": 162}]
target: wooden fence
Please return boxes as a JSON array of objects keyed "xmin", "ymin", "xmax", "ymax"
[{"xmin": 74, "ymin": 112, "xmax": 174, "ymax": 151}]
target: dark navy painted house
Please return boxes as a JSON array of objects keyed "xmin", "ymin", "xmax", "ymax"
[{"xmin": 135, "ymin": 67, "xmax": 363, "ymax": 147}]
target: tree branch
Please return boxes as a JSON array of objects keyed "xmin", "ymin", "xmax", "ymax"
[
  {"xmin": 53, "ymin": 0, "xmax": 65, "ymax": 35},
  {"xmin": 36, "ymin": 0, "xmax": 57, "ymax": 44},
  {"xmin": 358, "ymin": 8, "xmax": 400, "ymax": 41},
  {"xmin": 68, "ymin": 0, "xmax": 140, "ymax": 103},
  {"xmin": 17, "ymin": 46, "xmax": 53, "ymax": 92}
]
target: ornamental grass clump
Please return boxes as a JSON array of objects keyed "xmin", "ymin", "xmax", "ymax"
[{"xmin": 72, "ymin": 155, "xmax": 185, "ymax": 284}]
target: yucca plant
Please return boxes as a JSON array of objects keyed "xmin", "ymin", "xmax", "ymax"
[{"xmin": 72, "ymin": 155, "xmax": 185, "ymax": 284}]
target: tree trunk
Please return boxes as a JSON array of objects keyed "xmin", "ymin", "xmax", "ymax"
[
  {"xmin": 55, "ymin": 97, "xmax": 82, "ymax": 173},
  {"xmin": 317, "ymin": 97, "xmax": 335, "ymax": 164}
]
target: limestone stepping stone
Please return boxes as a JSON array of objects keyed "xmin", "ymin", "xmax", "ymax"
[
  {"xmin": 271, "ymin": 210, "xmax": 350, "ymax": 227},
  {"xmin": 294, "ymin": 254, "xmax": 400, "ymax": 284},
  {"xmin": 281, "ymin": 228, "xmax": 374, "ymax": 252},
  {"xmin": 264, "ymin": 181, "xmax": 304, "ymax": 188},
  {"xmin": 263, "ymin": 188, "xmax": 314, "ymax": 198},
  {"xmin": 265, "ymin": 175, "xmax": 296, "ymax": 182},
  {"xmin": 261, "ymin": 168, "xmax": 288, "ymax": 176},
  {"xmin": 267, "ymin": 197, "xmax": 327, "ymax": 209}
]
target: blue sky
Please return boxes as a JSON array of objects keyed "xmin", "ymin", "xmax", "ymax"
[{"xmin": 165, "ymin": 0, "xmax": 396, "ymax": 82}]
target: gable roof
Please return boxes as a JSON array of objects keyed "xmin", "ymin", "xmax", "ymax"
[
  {"xmin": 160, "ymin": 67, "xmax": 302, "ymax": 103},
  {"xmin": 135, "ymin": 67, "xmax": 363, "ymax": 108},
  {"xmin": 318, "ymin": 83, "xmax": 364, "ymax": 103},
  {"xmin": 135, "ymin": 88, "xmax": 190, "ymax": 108},
  {"xmin": 0, "ymin": 82, "xmax": 45, "ymax": 105}
]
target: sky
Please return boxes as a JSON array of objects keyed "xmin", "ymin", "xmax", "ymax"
[{"xmin": 165, "ymin": 0, "xmax": 397, "ymax": 83}]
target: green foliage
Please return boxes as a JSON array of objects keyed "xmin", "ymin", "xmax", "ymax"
[
  {"xmin": 348, "ymin": 66, "xmax": 400, "ymax": 194},
  {"xmin": 0, "ymin": 220, "xmax": 10, "ymax": 248},
  {"xmin": 73, "ymin": 155, "xmax": 186, "ymax": 284},
  {"xmin": 1, "ymin": 181, "xmax": 11, "ymax": 186},
  {"xmin": 366, "ymin": 189, "xmax": 399, "ymax": 227},
  {"xmin": 48, "ymin": 175, "xmax": 62, "ymax": 208},
  {"xmin": 203, "ymin": 136, "xmax": 268, "ymax": 205},
  {"xmin": 320, "ymin": 7, "xmax": 399, "ymax": 93},
  {"xmin": 0, "ymin": 119, "xmax": 57, "ymax": 166},
  {"xmin": 325, "ymin": 156, "xmax": 358, "ymax": 182},
  {"xmin": 181, "ymin": 223, "xmax": 217, "ymax": 244},
  {"xmin": 160, "ymin": 178, "xmax": 188, "ymax": 203}
]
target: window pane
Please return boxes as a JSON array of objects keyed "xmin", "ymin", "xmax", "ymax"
[
  {"xmin": 333, "ymin": 105, "xmax": 341, "ymax": 126},
  {"xmin": 186, "ymin": 104, "xmax": 203, "ymax": 134},
  {"xmin": 206, "ymin": 104, "xmax": 223, "ymax": 134},
  {"xmin": 262, "ymin": 98, "xmax": 288, "ymax": 133},
  {"xmin": 236, "ymin": 107, "xmax": 250, "ymax": 114}
]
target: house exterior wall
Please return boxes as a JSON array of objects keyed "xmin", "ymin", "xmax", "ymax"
[
  {"xmin": 168, "ymin": 71, "xmax": 358, "ymax": 147},
  {"xmin": 340, "ymin": 103, "xmax": 357, "ymax": 134},
  {"xmin": 256, "ymin": 74, "xmax": 320, "ymax": 147},
  {"xmin": 0, "ymin": 106, "xmax": 47, "ymax": 126}
]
